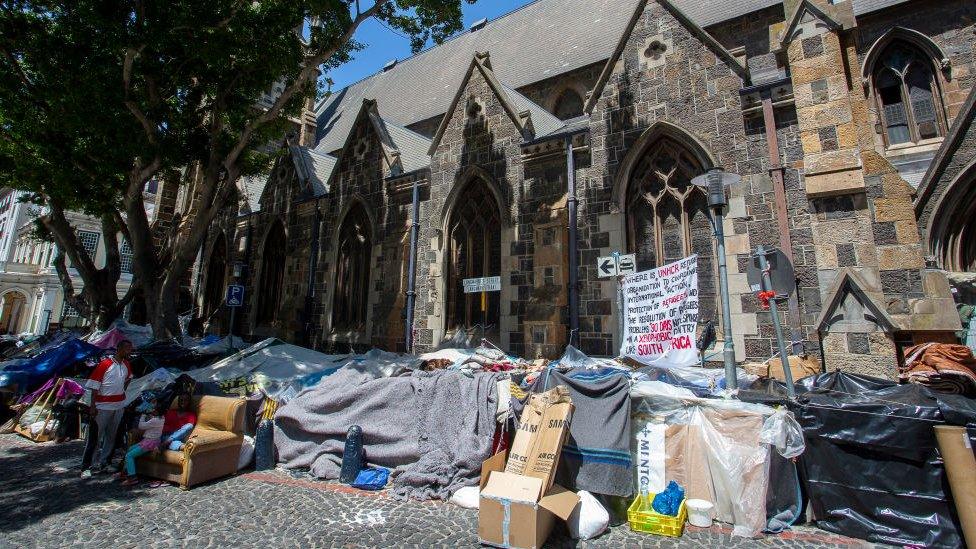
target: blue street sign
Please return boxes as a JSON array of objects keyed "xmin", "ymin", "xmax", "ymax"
[{"xmin": 226, "ymin": 284, "xmax": 245, "ymax": 308}]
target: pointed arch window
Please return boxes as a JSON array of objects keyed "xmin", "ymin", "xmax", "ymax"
[
  {"xmin": 332, "ymin": 203, "xmax": 372, "ymax": 328},
  {"xmin": 203, "ymin": 235, "xmax": 227, "ymax": 320},
  {"xmin": 446, "ymin": 179, "xmax": 501, "ymax": 336},
  {"xmin": 872, "ymin": 41, "xmax": 945, "ymax": 146},
  {"xmin": 256, "ymin": 221, "xmax": 286, "ymax": 326},
  {"xmin": 552, "ymin": 89, "xmax": 584, "ymax": 120},
  {"xmin": 626, "ymin": 136, "xmax": 717, "ymax": 320}
]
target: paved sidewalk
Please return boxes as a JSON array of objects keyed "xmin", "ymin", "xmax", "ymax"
[{"xmin": 0, "ymin": 434, "xmax": 875, "ymax": 548}]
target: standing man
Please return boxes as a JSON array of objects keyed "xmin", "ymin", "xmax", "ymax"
[{"xmin": 81, "ymin": 340, "xmax": 134, "ymax": 477}]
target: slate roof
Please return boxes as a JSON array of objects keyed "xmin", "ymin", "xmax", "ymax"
[
  {"xmin": 313, "ymin": 0, "xmax": 917, "ymax": 155},
  {"xmin": 291, "ymin": 146, "xmax": 337, "ymax": 196},
  {"xmin": 501, "ymin": 84, "xmax": 566, "ymax": 139},
  {"xmin": 383, "ymin": 122, "xmax": 433, "ymax": 174},
  {"xmin": 238, "ymin": 174, "xmax": 268, "ymax": 214},
  {"xmin": 313, "ymin": 0, "xmax": 642, "ymax": 154},
  {"xmin": 853, "ymin": 0, "xmax": 911, "ymax": 16}
]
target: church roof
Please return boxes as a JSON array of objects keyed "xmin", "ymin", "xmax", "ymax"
[
  {"xmin": 238, "ymin": 174, "xmax": 269, "ymax": 214},
  {"xmin": 313, "ymin": 0, "xmax": 915, "ymax": 155},
  {"xmin": 290, "ymin": 146, "xmax": 337, "ymax": 196}
]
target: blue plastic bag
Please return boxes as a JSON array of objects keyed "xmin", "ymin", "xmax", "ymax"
[
  {"xmin": 351, "ymin": 467, "xmax": 390, "ymax": 491},
  {"xmin": 652, "ymin": 480, "xmax": 685, "ymax": 516}
]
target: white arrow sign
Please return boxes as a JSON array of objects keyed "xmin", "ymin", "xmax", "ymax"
[{"xmin": 597, "ymin": 256, "xmax": 618, "ymax": 278}]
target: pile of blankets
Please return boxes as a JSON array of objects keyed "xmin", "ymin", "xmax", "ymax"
[
  {"xmin": 900, "ymin": 343, "xmax": 976, "ymax": 396},
  {"xmin": 274, "ymin": 366, "xmax": 501, "ymax": 501}
]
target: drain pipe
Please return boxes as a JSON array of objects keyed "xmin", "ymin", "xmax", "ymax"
[
  {"xmin": 565, "ymin": 135, "xmax": 580, "ymax": 347},
  {"xmin": 404, "ymin": 177, "xmax": 421, "ymax": 353},
  {"xmin": 303, "ymin": 205, "xmax": 321, "ymax": 347}
]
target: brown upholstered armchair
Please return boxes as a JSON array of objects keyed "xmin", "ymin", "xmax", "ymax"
[{"xmin": 136, "ymin": 395, "xmax": 245, "ymax": 489}]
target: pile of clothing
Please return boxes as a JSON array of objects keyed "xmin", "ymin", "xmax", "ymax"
[{"xmin": 900, "ymin": 343, "xmax": 976, "ymax": 396}]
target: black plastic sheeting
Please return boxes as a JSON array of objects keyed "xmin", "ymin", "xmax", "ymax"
[
  {"xmin": 129, "ymin": 340, "xmax": 222, "ymax": 377},
  {"xmin": 766, "ymin": 371, "xmax": 976, "ymax": 549}
]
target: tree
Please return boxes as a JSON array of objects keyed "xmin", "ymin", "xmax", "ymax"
[
  {"xmin": 1, "ymin": 0, "xmax": 472, "ymax": 336},
  {"xmin": 0, "ymin": 6, "xmax": 144, "ymax": 329}
]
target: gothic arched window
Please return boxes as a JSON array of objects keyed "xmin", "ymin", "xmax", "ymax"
[
  {"xmin": 872, "ymin": 41, "xmax": 945, "ymax": 146},
  {"xmin": 626, "ymin": 136, "xmax": 716, "ymax": 320},
  {"xmin": 552, "ymin": 89, "xmax": 584, "ymax": 120},
  {"xmin": 203, "ymin": 234, "xmax": 227, "ymax": 320},
  {"xmin": 256, "ymin": 220, "xmax": 286, "ymax": 326},
  {"xmin": 332, "ymin": 203, "xmax": 372, "ymax": 328},
  {"xmin": 446, "ymin": 179, "xmax": 501, "ymax": 337}
]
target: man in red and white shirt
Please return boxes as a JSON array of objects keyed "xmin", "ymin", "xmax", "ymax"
[{"xmin": 84, "ymin": 340, "xmax": 133, "ymax": 473}]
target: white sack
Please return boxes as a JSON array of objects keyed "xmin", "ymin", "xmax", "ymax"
[
  {"xmin": 568, "ymin": 490, "xmax": 609, "ymax": 540},
  {"xmin": 449, "ymin": 486, "xmax": 480, "ymax": 509}
]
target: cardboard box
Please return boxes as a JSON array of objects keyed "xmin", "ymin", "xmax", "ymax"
[
  {"xmin": 504, "ymin": 386, "xmax": 573, "ymax": 491},
  {"xmin": 478, "ymin": 451, "xmax": 580, "ymax": 549}
]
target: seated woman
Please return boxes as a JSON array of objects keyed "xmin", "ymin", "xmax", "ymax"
[{"xmin": 161, "ymin": 393, "xmax": 197, "ymax": 451}]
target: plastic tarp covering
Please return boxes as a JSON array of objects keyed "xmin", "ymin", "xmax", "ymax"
[
  {"xmin": 129, "ymin": 339, "xmax": 221, "ymax": 376},
  {"xmin": 0, "ymin": 338, "xmax": 100, "ymax": 393},
  {"xmin": 88, "ymin": 320, "xmax": 153, "ymax": 348},
  {"xmin": 794, "ymin": 371, "xmax": 976, "ymax": 549},
  {"xmin": 89, "ymin": 328, "xmax": 126, "ymax": 350},
  {"xmin": 633, "ymin": 363, "xmax": 758, "ymax": 396},
  {"xmin": 178, "ymin": 340, "xmax": 416, "ymax": 398},
  {"xmin": 554, "ymin": 345, "xmax": 630, "ymax": 371},
  {"xmin": 190, "ymin": 336, "xmax": 245, "ymax": 355},
  {"xmin": 123, "ymin": 367, "xmax": 178, "ymax": 405},
  {"xmin": 630, "ymin": 382, "xmax": 804, "ymax": 538}
]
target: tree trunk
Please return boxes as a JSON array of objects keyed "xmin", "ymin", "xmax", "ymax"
[{"xmin": 40, "ymin": 200, "xmax": 135, "ymax": 332}]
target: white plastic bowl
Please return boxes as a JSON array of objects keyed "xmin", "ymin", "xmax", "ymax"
[{"xmin": 686, "ymin": 498, "xmax": 714, "ymax": 528}]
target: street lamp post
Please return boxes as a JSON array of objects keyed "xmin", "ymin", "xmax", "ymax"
[{"xmin": 692, "ymin": 167, "xmax": 741, "ymax": 392}]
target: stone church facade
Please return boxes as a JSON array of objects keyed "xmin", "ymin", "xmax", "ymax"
[{"xmin": 188, "ymin": 0, "xmax": 976, "ymax": 379}]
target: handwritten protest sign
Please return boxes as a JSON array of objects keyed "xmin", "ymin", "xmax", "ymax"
[{"xmin": 620, "ymin": 255, "xmax": 699, "ymax": 366}]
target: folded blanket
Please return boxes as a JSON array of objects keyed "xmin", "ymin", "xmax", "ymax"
[
  {"xmin": 274, "ymin": 366, "xmax": 499, "ymax": 501},
  {"xmin": 901, "ymin": 343, "xmax": 976, "ymax": 396},
  {"xmin": 529, "ymin": 367, "xmax": 633, "ymax": 497}
]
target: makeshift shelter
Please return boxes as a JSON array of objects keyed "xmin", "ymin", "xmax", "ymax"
[
  {"xmin": 190, "ymin": 336, "xmax": 245, "ymax": 355},
  {"xmin": 629, "ymin": 381, "xmax": 804, "ymax": 538},
  {"xmin": 180, "ymin": 338, "xmax": 355, "ymax": 398},
  {"xmin": 275, "ymin": 366, "xmax": 501, "ymax": 501},
  {"xmin": 11, "ymin": 377, "xmax": 85, "ymax": 442},
  {"xmin": 0, "ymin": 338, "xmax": 100, "ymax": 395},
  {"xmin": 794, "ymin": 371, "xmax": 976, "ymax": 549},
  {"xmin": 128, "ymin": 339, "xmax": 223, "ymax": 377}
]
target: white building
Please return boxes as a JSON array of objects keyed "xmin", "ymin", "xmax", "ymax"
[{"xmin": 0, "ymin": 186, "xmax": 155, "ymax": 335}]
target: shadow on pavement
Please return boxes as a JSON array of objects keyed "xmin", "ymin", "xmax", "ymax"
[{"xmin": 0, "ymin": 438, "xmax": 153, "ymax": 534}]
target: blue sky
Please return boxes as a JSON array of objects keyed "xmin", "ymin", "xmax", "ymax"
[{"xmin": 325, "ymin": 1, "xmax": 535, "ymax": 92}]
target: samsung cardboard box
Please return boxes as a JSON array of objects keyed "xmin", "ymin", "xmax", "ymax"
[
  {"xmin": 504, "ymin": 386, "xmax": 573, "ymax": 491},
  {"xmin": 478, "ymin": 451, "xmax": 580, "ymax": 549},
  {"xmin": 479, "ymin": 387, "xmax": 578, "ymax": 549}
]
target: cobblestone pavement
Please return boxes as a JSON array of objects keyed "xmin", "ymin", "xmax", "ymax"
[{"xmin": 0, "ymin": 434, "xmax": 878, "ymax": 548}]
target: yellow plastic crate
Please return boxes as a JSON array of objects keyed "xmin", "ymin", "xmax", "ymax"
[{"xmin": 627, "ymin": 493, "xmax": 687, "ymax": 537}]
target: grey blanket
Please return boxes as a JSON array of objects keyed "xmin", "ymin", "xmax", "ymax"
[
  {"xmin": 274, "ymin": 365, "xmax": 499, "ymax": 501},
  {"xmin": 528, "ymin": 367, "xmax": 634, "ymax": 497}
]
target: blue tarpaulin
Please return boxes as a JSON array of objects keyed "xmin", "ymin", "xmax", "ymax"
[{"xmin": 0, "ymin": 338, "xmax": 101, "ymax": 393}]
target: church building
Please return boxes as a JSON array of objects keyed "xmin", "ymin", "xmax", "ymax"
[{"xmin": 184, "ymin": 0, "xmax": 976, "ymax": 379}]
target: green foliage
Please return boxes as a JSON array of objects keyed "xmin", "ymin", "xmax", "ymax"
[
  {"xmin": 1, "ymin": 0, "xmax": 472, "ymax": 207},
  {"xmin": 0, "ymin": 0, "xmax": 472, "ymax": 331}
]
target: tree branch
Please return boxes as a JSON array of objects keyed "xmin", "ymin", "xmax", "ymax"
[{"xmin": 225, "ymin": 0, "xmax": 390, "ymax": 167}]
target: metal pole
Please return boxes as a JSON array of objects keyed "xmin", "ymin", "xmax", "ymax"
[
  {"xmin": 565, "ymin": 135, "xmax": 580, "ymax": 348},
  {"xmin": 228, "ymin": 305, "xmax": 236, "ymax": 341},
  {"xmin": 757, "ymin": 245, "xmax": 796, "ymax": 399},
  {"xmin": 617, "ymin": 276, "xmax": 625, "ymax": 354},
  {"xmin": 761, "ymin": 92, "xmax": 804, "ymax": 354},
  {"xmin": 713, "ymin": 207, "xmax": 737, "ymax": 391},
  {"xmin": 404, "ymin": 177, "xmax": 420, "ymax": 353},
  {"xmin": 304, "ymin": 205, "xmax": 321, "ymax": 347}
]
